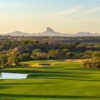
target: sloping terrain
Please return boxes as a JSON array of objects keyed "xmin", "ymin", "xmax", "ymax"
[{"xmin": 0, "ymin": 60, "xmax": 100, "ymax": 100}]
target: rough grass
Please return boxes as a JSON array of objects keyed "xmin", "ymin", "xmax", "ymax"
[{"xmin": 0, "ymin": 60, "xmax": 100, "ymax": 100}]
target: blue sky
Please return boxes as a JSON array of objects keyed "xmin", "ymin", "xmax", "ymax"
[{"xmin": 0, "ymin": 0, "xmax": 100, "ymax": 33}]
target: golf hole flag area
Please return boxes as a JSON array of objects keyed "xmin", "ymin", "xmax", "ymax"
[{"xmin": 0, "ymin": 73, "xmax": 28, "ymax": 79}]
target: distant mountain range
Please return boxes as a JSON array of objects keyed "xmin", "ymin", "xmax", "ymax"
[{"xmin": 1, "ymin": 27, "xmax": 100, "ymax": 37}]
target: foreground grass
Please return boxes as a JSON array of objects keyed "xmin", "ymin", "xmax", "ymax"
[{"xmin": 0, "ymin": 60, "xmax": 100, "ymax": 100}]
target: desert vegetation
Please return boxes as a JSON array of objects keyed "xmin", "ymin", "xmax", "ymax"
[
  {"xmin": 83, "ymin": 52, "xmax": 100, "ymax": 68},
  {"xmin": 0, "ymin": 40, "xmax": 100, "ymax": 68}
]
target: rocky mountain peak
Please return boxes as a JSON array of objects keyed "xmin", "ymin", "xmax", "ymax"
[{"xmin": 45, "ymin": 27, "xmax": 55, "ymax": 33}]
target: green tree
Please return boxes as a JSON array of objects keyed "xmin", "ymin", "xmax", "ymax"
[
  {"xmin": 0, "ymin": 53, "xmax": 8, "ymax": 68},
  {"xmin": 48, "ymin": 50, "xmax": 59, "ymax": 59},
  {"xmin": 31, "ymin": 49, "xmax": 47, "ymax": 60}
]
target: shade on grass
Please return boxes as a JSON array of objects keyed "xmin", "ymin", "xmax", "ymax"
[{"xmin": 0, "ymin": 61, "xmax": 100, "ymax": 100}]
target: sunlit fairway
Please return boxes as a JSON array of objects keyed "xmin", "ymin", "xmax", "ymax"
[{"xmin": 0, "ymin": 60, "xmax": 100, "ymax": 100}]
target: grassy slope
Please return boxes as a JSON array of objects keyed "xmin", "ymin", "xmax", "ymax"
[{"xmin": 0, "ymin": 60, "xmax": 100, "ymax": 100}]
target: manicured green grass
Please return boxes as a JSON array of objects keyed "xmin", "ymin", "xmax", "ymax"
[{"xmin": 0, "ymin": 60, "xmax": 100, "ymax": 100}]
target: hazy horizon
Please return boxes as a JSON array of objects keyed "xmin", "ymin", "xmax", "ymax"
[
  {"xmin": 0, "ymin": 0, "xmax": 100, "ymax": 33},
  {"xmin": 1, "ymin": 27, "xmax": 100, "ymax": 35}
]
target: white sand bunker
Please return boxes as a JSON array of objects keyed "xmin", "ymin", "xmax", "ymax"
[{"xmin": 0, "ymin": 72, "xmax": 28, "ymax": 79}]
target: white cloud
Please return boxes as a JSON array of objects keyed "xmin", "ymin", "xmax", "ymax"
[
  {"xmin": 46, "ymin": 6, "xmax": 82, "ymax": 17},
  {"xmin": 84, "ymin": 7, "xmax": 100, "ymax": 14}
]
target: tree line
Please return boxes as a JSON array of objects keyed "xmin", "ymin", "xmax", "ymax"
[{"xmin": 0, "ymin": 40, "xmax": 100, "ymax": 67}]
